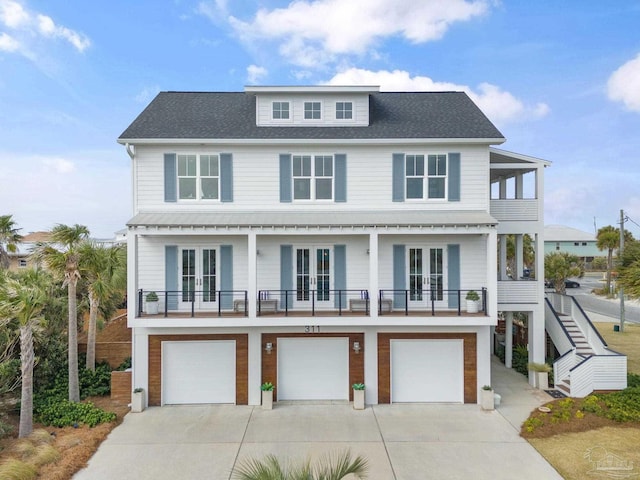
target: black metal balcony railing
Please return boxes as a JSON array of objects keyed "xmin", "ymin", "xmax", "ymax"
[
  {"xmin": 378, "ymin": 288, "xmax": 487, "ymax": 316},
  {"xmin": 136, "ymin": 287, "xmax": 487, "ymax": 318}
]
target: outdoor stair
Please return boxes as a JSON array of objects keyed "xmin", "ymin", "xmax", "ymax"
[{"xmin": 544, "ymin": 294, "xmax": 627, "ymax": 397}]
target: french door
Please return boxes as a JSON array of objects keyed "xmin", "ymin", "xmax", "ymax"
[
  {"xmin": 179, "ymin": 247, "xmax": 217, "ymax": 310},
  {"xmin": 295, "ymin": 246, "xmax": 332, "ymax": 308},
  {"xmin": 407, "ymin": 246, "xmax": 446, "ymax": 308}
]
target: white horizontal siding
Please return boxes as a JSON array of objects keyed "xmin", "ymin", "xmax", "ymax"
[
  {"xmin": 591, "ymin": 355, "xmax": 627, "ymax": 390},
  {"xmin": 134, "ymin": 144, "xmax": 491, "ymax": 214},
  {"xmin": 490, "ymin": 199, "xmax": 538, "ymax": 221},
  {"xmin": 497, "ymin": 281, "xmax": 539, "ymax": 304}
]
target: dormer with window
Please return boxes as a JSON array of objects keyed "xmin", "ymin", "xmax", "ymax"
[{"xmin": 248, "ymin": 85, "xmax": 376, "ymax": 127}]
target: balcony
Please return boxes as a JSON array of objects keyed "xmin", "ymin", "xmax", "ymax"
[
  {"xmin": 490, "ymin": 199, "xmax": 538, "ymax": 222},
  {"xmin": 497, "ymin": 280, "xmax": 540, "ymax": 304},
  {"xmin": 136, "ymin": 288, "xmax": 488, "ymax": 318}
]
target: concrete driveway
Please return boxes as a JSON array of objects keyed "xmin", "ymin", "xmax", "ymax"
[{"xmin": 74, "ymin": 361, "xmax": 562, "ymax": 480}]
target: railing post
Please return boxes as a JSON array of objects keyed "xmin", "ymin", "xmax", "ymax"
[
  {"xmin": 191, "ymin": 290, "xmax": 195, "ymax": 317},
  {"xmin": 431, "ymin": 288, "xmax": 435, "ymax": 316},
  {"xmin": 258, "ymin": 291, "xmax": 262, "ymax": 316},
  {"xmin": 482, "ymin": 287, "xmax": 487, "ymax": 314},
  {"xmin": 164, "ymin": 291, "xmax": 168, "ymax": 318},
  {"xmin": 285, "ymin": 290, "xmax": 289, "ymax": 316},
  {"xmin": 244, "ymin": 290, "xmax": 248, "ymax": 316},
  {"xmin": 312, "ymin": 290, "xmax": 315, "ymax": 316},
  {"xmin": 218, "ymin": 290, "xmax": 222, "ymax": 317},
  {"xmin": 457, "ymin": 290, "xmax": 461, "ymax": 315},
  {"xmin": 138, "ymin": 289, "xmax": 143, "ymax": 317},
  {"xmin": 366, "ymin": 290, "xmax": 370, "ymax": 316},
  {"xmin": 338, "ymin": 289, "xmax": 342, "ymax": 316},
  {"xmin": 405, "ymin": 290, "xmax": 409, "ymax": 316}
]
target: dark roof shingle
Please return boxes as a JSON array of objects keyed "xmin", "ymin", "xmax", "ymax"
[{"xmin": 119, "ymin": 91, "xmax": 503, "ymax": 140}]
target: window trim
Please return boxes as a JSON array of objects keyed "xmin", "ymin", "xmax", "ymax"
[
  {"xmin": 303, "ymin": 101, "xmax": 322, "ymax": 120},
  {"xmin": 404, "ymin": 153, "xmax": 449, "ymax": 202},
  {"xmin": 177, "ymin": 153, "xmax": 221, "ymax": 202},
  {"xmin": 292, "ymin": 153, "xmax": 334, "ymax": 201},
  {"xmin": 335, "ymin": 101, "xmax": 353, "ymax": 120},
  {"xmin": 272, "ymin": 101, "xmax": 291, "ymax": 120}
]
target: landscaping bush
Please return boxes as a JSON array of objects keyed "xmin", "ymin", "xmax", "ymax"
[
  {"xmin": 512, "ymin": 345, "xmax": 529, "ymax": 377},
  {"xmin": 599, "ymin": 387, "xmax": 640, "ymax": 422},
  {"xmin": 628, "ymin": 372, "xmax": 640, "ymax": 388},
  {"xmin": 116, "ymin": 356, "xmax": 131, "ymax": 371},
  {"xmin": 79, "ymin": 361, "xmax": 112, "ymax": 397},
  {"xmin": 34, "ymin": 398, "xmax": 116, "ymax": 428}
]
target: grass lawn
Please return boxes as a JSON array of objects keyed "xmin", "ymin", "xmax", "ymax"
[{"xmin": 594, "ymin": 321, "xmax": 640, "ymax": 374}]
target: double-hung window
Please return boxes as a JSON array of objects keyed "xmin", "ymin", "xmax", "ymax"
[
  {"xmin": 405, "ymin": 154, "xmax": 447, "ymax": 200},
  {"xmin": 336, "ymin": 102, "xmax": 352, "ymax": 119},
  {"xmin": 293, "ymin": 155, "xmax": 333, "ymax": 200},
  {"xmin": 304, "ymin": 102, "xmax": 321, "ymax": 119},
  {"xmin": 177, "ymin": 154, "xmax": 219, "ymax": 200},
  {"xmin": 273, "ymin": 101, "xmax": 289, "ymax": 119}
]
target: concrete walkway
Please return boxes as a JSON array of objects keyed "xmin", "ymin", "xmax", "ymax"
[{"xmin": 74, "ymin": 360, "xmax": 561, "ymax": 480}]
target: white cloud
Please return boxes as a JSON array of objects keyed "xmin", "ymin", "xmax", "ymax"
[
  {"xmin": 0, "ymin": 31, "xmax": 20, "ymax": 52},
  {"xmin": 42, "ymin": 157, "xmax": 75, "ymax": 174},
  {"xmin": 0, "ymin": 0, "xmax": 90, "ymax": 55},
  {"xmin": 607, "ymin": 52, "xmax": 640, "ymax": 112},
  {"xmin": 197, "ymin": 0, "xmax": 229, "ymax": 24},
  {"xmin": 326, "ymin": 68, "xmax": 550, "ymax": 125},
  {"xmin": 246, "ymin": 64, "xmax": 267, "ymax": 84},
  {"xmin": 227, "ymin": 0, "xmax": 490, "ymax": 68}
]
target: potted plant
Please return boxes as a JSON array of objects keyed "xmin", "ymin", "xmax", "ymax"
[
  {"xmin": 528, "ymin": 362, "xmax": 551, "ymax": 390},
  {"xmin": 465, "ymin": 290, "xmax": 480, "ymax": 313},
  {"xmin": 145, "ymin": 291, "xmax": 159, "ymax": 315},
  {"xmin": 261, "ymin": 382, "xmax": 274, "ymax": 410},
  {"xmin": 480, "ymin": 385, "xmax": 494, "ymax": 410},
  {"xmin": 132, "ymin": 387, "xmax": 145, "ymax": 413},
  {"xmin": 352, "ymin": 383, "xmax": 365, "ymax": 410}
]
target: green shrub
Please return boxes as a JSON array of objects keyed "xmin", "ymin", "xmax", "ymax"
[
  {"xmin": 34, "ymin": 398, "xmax": 116, "ymax": 428},
  {"xmin": 512, "ymin": 345, "xmax": 529, "ymax": 377},
  {"xmin": 523, "ymin": 416, "xmax": 544, "ymax": 433},
  {"xmin": 0, "ymin": 416, "xmax": 14, "ymax": 440},
  {"xmin": 80, "ymin": 361, "xmax": 112, "ymax": 397},
  {"xmin": 116, "ymin": 357, "xmax": 132, "ymax": 371},
  {"xmin": 628, "ymin": 373, "xmax": 640, "ymax": 388},
  {"xmin": 600, "ymin": 387, "xmax": 640, "ymax": 422},
  {"xmin": 581, "ymin": 395, "xmax": 603, "ymax": 415}
]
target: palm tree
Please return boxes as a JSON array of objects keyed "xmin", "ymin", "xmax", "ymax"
[
  {"xmin": 32, "ymin": 224, "xmax": 89, "ymax": 402},
  {"xmin": 80, "ymin": 242, "xmax": 126, "ymax": 370},
  {"xmin": 597, "ymin": 225, "xmax": 619, "ymax": 294},
  {"xmin": 544, "ymin": 252, "xmax": 583, "ymax": 294},
  {"xmin": 0, "ymin": 269, "xmax": 48, "ymax": 437},
  {"xmin": 0, "ymin": 214, "xmax": 22, "ymax": 270},
  {"xmin": 233, "ymin": 450, "xmax": 368, "ymax": 480}
]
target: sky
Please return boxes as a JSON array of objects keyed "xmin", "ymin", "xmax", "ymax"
[{"xmin": 1, "ymin": 0, "xmax": 640, "ymax": 239}]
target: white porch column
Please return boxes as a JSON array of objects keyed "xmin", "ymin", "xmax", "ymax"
[
  {"xmin": 248, "ymin": 231, "xmax": 257, "ymax": 318},
  {"xmin": 528, "ymin": 305, "xmax": 546, "ymax": 368},
  {"xmin": 499, "ymin": 234, "xmax": 508, "ymax": 280},
  {"xmin": 516, "ymin": 234, "xmax": 524, "ymax": 279},
  {"xmin": 487, "ymin": 230, "xmax": 498, "ymax": 317},
  {"xmin": 515, "ymin": 173, "xmax": 524, "ymax": 199},
  {"xmin": 505, "ymin": 312, "xmax": 513, "ymax": 368},
  {"xmin": 499, "ymin": 177, "xmax": 507, "ymax": 199},
  {"xmin": 369, "ymin": 232, "xmax": 379, "ymax": 317},
  {"xmin": 477, "ymin": 326, "xmax": 492, "ymax": 398},
  {"xmin": 127, "ymin": 231, "xmax": 138, "ymax": 321}
]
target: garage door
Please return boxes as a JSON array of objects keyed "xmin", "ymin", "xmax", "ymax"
[
  {"xmin": 277, "ymin": 338, "xmax": 349, "ymax": 401},
  {"xmin": 162, "ymin": 340, "xmax": 236, "ymax": 405},
  {"xmin": 391, "ymin": 339, "xmax": 463, "ymax": 403}
]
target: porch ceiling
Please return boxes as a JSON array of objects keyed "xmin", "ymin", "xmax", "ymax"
[{"xmin": 127, "ymin": 210, "xmax": 497, "ymax": 230}]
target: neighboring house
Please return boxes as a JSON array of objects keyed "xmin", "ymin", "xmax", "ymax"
[
  {"xmin": 544, "ymin": 225, "xmax": 600, "ymax": 266},
  {"xmin": 6, "ymin": 231, "xmax": 51, "ymax": 271},
  {"xmin": 118, "ymin": 86, "xmax": 548, "ymax": 407}
]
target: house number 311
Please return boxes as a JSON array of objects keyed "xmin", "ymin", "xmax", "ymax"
[{"xmin": 304, "ymin": 325, "xmax": 320, "ymax": 333}]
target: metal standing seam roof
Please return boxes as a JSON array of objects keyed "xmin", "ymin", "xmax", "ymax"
[
  {"xmin": 118, "ymin": 91, "xmax": 504, "ymax": 141},
  {"xmin": 127, "ymin": 211, "xmax": 498, "ymax": 228}
]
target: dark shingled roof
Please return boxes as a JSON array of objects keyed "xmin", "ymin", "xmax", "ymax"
[{"xmin": 119, "ymin": 91, "xmax": 504, "ymax": 141}]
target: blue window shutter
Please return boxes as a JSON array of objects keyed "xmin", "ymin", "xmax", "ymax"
[
  {"xmin": 392, "ymin": 153, "xmax": 405, "ymax": 202},
  {"xmin": 334, "ymin": 154, "xmax": 347, "ymax": 202},
  {"xmin": 393, "ymin": 245, "xmax": 406, "ymax": 309},
  {"xmin": 165, "ymin": 246, "xmax": 178, "ymax": 310},
  {"xmin": 164, "ymin": 153, "xmax": 177, "ymax": 202},
  {"xmin": 334, "ymin": 245, "xmax": 346, "ymax": 308},
  {"xmin": 221, "ymin": 245, "xmax": 233, "ymax": 309},
  {"xmin": 220, "ymin": 153, "xmax": 233, "ymax": 202},
  {"xmin": 447, "ymin": 244, "xmax": 460, "ymax": 308},
  {"xmin": 279, "ymin": 154, "xmax": 292, "ymax": 202},
  {"xmin": 280, "ymin": 245, "xmax": 293, "ymax": 309},
  {"xmin": 448, "ymin": 153, "xmax": 461, "ymax": 201}
]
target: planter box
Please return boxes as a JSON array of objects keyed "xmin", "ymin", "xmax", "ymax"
[
  {"xmin": 480, "ymin": 389, "xmax": 494, "ymax": 410},
  {"xmin": 132, "ymin": 389, "xmax": 145, "ymax": 413},
  {"xmin": 353, "ymin": 389, "xmax": 365, "ymax": 410},
  {"xmin": 262, "ymin": 390, "xmax": 273, "ymax": 410},
  {"xmin": 145, "ymin": 301, "xmax": 159, "ymax": 315},
  {"xmin": 466, "ymin": 300, "xmax": 479, "ymax": 314},
  {"xmin": 535, "ymin": 371, "xmax": 549, "ymax": 390}
]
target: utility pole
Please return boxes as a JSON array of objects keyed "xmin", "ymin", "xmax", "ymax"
[{"xmin": 619, "ymin": 209, "xmax": 625, "ymax": 333}]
